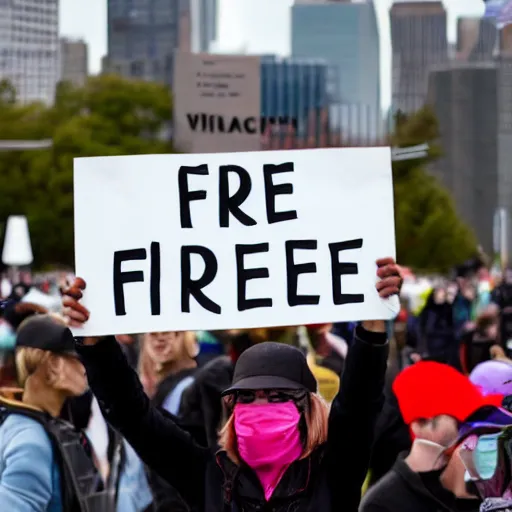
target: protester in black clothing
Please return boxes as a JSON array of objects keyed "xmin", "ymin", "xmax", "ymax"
[
  {"xmin": 460, "ymin": 310, "xmax": 500, "ymax": 374},
  {"xmin": 62, "ymin": 258, "xmax": 402, "ymax": 512},
  {"xmin": 361, "ymin": 361, "xmax": 506, "ymax": 512},
  {"xmin": 418, "ymin": 288, "xmax": 458, "ymax": 367},
  {"xmin": 491, "ymin": 270, "xmax": 512, "ymax": 356}
]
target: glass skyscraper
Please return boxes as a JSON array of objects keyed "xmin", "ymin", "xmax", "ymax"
[
  {"xmin": 106, "ymin": 0, "xmax": 188, "ymax": 86},
  {"xmin": 291, "ymin": 0, "xmax": 381, "ymax": 140},
  {"xmin": 260, "ymin": 55, "xmax": 329, "ymax": 141},
  {"xmin": 191, "ymin": 0, "xmax": 217, "ymax": 53}
]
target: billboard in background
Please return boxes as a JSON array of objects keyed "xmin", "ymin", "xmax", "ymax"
[{"xmin": 173, "ymin": 52, "xmax": 262, "ymax": 153}]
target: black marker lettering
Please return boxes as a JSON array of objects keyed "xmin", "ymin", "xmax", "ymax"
[
  {"xmin": 150, "ymin": 242, "xmax": 160, "ymax": 315},
  {"xmin": 219, "ymin": 165, "xmax": 256, "ymax": 227},
  {"xmin": 285, "ymin": 240, "xmax": 320, "ymax": 306},
  {"xmin": 235, "ymin": 243, "xmax": 272, "ymax": 311},
  {"xmin": 329, "ymin": 239, "xmax": 364, "ymax": 305},
  {"xmin": 263, "ymin": 162, "xmax": 298, "ymax": 224},
  {"xmin": 181, "ymin": 246, "xmax": 221, "ymax": 314},
  {"xmin": 178, "ymin": 164, "xmax": 209, "ymax": 228},
  {"xmin": 113, "ymin": 248, "xmax": 146, "ymax": 316}
]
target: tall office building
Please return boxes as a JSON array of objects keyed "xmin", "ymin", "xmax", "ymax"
[
  {"xmin": 0, "ymin": 0, "xmax": 59, "ymax": 104},
  {"xmin": 260, "ymin": 55, "xmax": 329, "ymax": 146},
  {"xmin": 60, "ymin": 38, "xmax": 88, "ymax": 87},
  {"xmin": 107, "ymin": 0, "xmax": 188, "ymax": 86},
  {"xmin": 291, "ymin": 0, "xmax": 381, "ymax": 140},
  {"xmin": 390, "ymin": 1, "xmax": 448, "ymax": 115},
  {"xmin": 427, "ymin": 64, "xmax": 497, "ymax": 251},
  {"xmin": 191, "ymin": 0, "xmax": 217, "ymax": 53},
  {"xmin": 456, "ymin": 17, "xmax": 497, "ymax": 62}
]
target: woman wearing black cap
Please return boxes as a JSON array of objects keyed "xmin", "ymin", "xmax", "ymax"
[{"xmin": 62, "ymin": 257, "xmax": 403, "ymax": 512}]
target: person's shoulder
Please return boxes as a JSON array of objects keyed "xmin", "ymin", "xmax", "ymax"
[
  {"xmin": 360, "ymin": 470, "xmax": 402, "ymax": 510},
  {"xmin": 0, "ymin": 413, "xmax": 52, "ymax": 455}
]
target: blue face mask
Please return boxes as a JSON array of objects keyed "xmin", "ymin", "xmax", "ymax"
[{"xmin": 474, "ymin": 433, "xmax": 500, "ymax": 481}]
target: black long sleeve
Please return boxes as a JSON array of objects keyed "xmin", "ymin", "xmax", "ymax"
[
  {"xmin": 76, "ymin": 336, "xmax": 209, "ymax": 509},
  {"xmin": 327, "ymin": 325, "xmax": 388, "ymax": 512}
]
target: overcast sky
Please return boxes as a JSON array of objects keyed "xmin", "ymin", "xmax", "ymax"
[{"xmin": 60, "ymin": 0, "xmax": 485, "ymax": 107}]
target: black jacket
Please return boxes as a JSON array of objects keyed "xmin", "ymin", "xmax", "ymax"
[
  {"xmin": 360, "ymin": 456, "xmax": 481, "ymax": 512},
  {"xmin": 179, "ymin": 355, "xmax": 234, "ymax": 449},
  {"xmin": 77, "ymin": 326, "xmax": 388, "ymax": 512}
]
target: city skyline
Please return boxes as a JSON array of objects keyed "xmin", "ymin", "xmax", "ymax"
[{"xmin": 61, "ymin": 0, "xmax": 485, "ymax": 107}]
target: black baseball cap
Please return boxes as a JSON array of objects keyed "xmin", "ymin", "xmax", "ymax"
[
  {"xmin": 222, "ymin": 342, "xmax": 317, "ymax": 395},
  {"xmin": 16, "ymin": 315, "xmax": 77, "ymax": 356}
]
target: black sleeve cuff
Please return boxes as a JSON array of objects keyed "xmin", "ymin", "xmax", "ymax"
[{"xmin": 355, "ymin": 325, "xmax": 388, "ymax": 346}]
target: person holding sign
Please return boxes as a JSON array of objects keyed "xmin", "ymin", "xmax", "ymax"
[{"xmin": 61, "ymin": 257, "xmax": 402, "ymax": 512}]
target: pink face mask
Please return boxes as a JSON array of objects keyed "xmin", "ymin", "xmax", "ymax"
[{"xmin": 234, "ymin": 401, "xmax": 302, "ymax": 501}]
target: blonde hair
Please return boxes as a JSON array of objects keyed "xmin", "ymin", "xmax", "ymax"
[
  {"xmin": 218, "ymin": 393, "xmax": 330, "ymax": 464},
  {"xmin": 14, "ymin": 314, "xmax": 69, "ymax": 388},
  {"xmin": 15, "ymin": 347, "xmax": 51, "ymax": 387},
  {"xmin": 138, "ymin": 331, "xmax": 198, "ymax": 397}
]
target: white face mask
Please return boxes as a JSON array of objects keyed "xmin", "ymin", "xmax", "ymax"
[{"xmin": 413, "ymin": 439, "xmax": 450, "ymax": 469}]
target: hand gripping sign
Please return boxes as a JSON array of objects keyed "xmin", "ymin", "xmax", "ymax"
[{"xmin": 73, "ymin": 147, "xmax": 398, "ymax": 336}]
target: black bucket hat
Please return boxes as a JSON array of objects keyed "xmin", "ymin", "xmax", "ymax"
[{"xmin": 222, "ymin": 341, "xmax": 317, "ymax": 395}]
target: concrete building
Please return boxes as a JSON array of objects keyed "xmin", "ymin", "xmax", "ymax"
[
  {"xmin": 190, "ymin": 0, "xmax": 217, "ymax": 53},
  {"xmin": 291, "ymin": 0, "xmax": 381, "ymax": 141},
  {"xmin": 391, "ymin": 1, "xmax": 448, "ymax": 115},
  {"xmin": 427, "ymin": 63, "xmax": 500, "ymax": 253},
  {"xmin": 0, "ymin": 0, "xmax": 60, "ymax": 104},
  {"xmin": 60, "ymin": 38, "xmax": 88, "ymax": 87},
  {"xmin": 106, "ymin": 0, "xmax": 190, "ymax": 86}
]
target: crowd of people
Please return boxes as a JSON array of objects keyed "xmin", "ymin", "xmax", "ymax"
[{"xmin": 0, "ymin": 256, "xmax": 510, "ymax": 511}]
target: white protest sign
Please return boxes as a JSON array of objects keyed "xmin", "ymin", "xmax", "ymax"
[{"xmin": 73, "ymin": 147, "xmax": 398, "ymax": 336}]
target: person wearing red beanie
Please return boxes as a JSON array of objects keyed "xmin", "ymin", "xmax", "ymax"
[{"xmin": 361, "ymin": 361, "xmax": 509, "ymax": 512}]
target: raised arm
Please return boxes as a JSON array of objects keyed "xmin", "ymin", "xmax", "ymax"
[
  {"xmin": 325, "ymin": 258, "xmax": 401, "ymax": 512},
  {"xmin": 62, "ymin": 281, "xmax": 209, "ymax": 509}
]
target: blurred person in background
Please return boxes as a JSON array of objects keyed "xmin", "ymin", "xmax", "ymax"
[
  {"xmin": 0, "ymin": 300, "xmax": 48, "ymax": 387},
  {"xmin": 305, "ymin": 323, "xmax": 347, "ymax": 376},
  {"xmin": 416, "ymin": 287, "xmax": 458, "ymax": 367},
  {"xmin": 139, "ymin": 330, "xmax": 199, "ymax": 512},
  {"xmin": 470, "ymin": 359, "xmax": 512, "ymax": 397},
  {"xmin": 62, "ymin": 257, "xmax": 402, "ymax": 511},
  {"xmin": 453, "ymin": 280, "xmax": 477, "ymax": 338},
  {"xmin": 491, "ymin": 269, "xmax": 512, "ymax": 357},
  {"xmin": 361, "ymin": 361, "xmax": 507, "ymax": 512},
  {"xmin": 460, "ymin": 308, "xmax": 501, "ymax": 374}
]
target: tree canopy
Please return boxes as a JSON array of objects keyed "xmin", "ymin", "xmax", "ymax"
[
  {"xmin": 0, "ymin": 79, "xmax": 476, "ymax": 273},
  {"xmin": 0, "ymin": 75, "xmax": 173, "ymax": 268},
  {"xmin": 391, "ymin": 107, "xmax": 477, "ymax": 273}
]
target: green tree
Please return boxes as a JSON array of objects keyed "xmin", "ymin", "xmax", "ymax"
[
  {"xmin": 391, "ymin": 107, "xmax": 477, "ymax": 272},
  {"xmin": 0, "ymin": 75, "xmax": 174, "ymax": 268}
]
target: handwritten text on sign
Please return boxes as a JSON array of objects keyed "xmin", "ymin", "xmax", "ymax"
[{"xmin": 73, "ymin": 148, "xmax": 397, "ymax": 336}]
